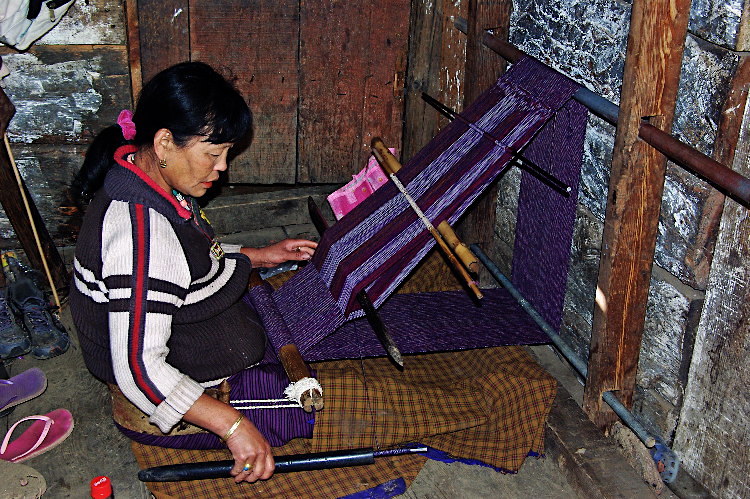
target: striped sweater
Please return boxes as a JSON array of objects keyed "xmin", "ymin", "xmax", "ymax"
[{"xmin": 70, "ymin": 145, "xmax": 266, "ymax": 432}]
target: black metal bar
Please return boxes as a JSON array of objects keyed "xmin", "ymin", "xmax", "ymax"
[
  {"xmin": 471, "ymin": 244, "xmax": 685, "ymax": 484},
  {"xmin": 454, "ymin": 17, "xmax": 750, "ymax": 207},
  {"xmin": 421, "ymin": 92, "xmax": 572, "ymax": 196},
  {"xmin": 138, "ymin": 446, "xmax": 428, "ymax": 482},
  {"xmin": 470, "ymin": 244, "xmax": 673, "ymax": 453}
]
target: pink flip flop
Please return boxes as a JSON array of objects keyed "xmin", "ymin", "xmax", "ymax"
[
  {"xmin": 0, "ymin": 409, "xmax": 74, "ymax": 463},
  {"xmin": 0, "ymin": 368, "xmax": 47, "ymax": 413}
]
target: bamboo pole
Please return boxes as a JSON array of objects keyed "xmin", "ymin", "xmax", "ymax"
[
  {"xmin": 371, "ymin": 138, "xmax": 483, "ymax": 300},
  {"xmin": 3, "ymin": 135, "xmax": 61, "ymax": 310}
]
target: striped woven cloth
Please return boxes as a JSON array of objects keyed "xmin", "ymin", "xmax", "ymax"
[
  {"xmin": 250, "ymin": 55, "xmax": 584, "ymax": 357},
  {"xmin": 134, "ymin": 345, "xmax": 556, "ymax": 498}
]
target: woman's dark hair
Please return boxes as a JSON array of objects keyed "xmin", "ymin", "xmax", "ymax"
[{"xmin": 71, "ymin": 61, "xmax": 252, "ymax": 203}]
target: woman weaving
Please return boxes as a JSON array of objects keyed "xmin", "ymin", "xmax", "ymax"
[{"xmin": 69, "ymin": 62, "xmax": 317, "ymax": 484}]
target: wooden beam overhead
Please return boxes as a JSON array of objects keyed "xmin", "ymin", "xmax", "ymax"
[{"xmin": 582, "ymin": 0, "xmax": 691, "ymax": 428}]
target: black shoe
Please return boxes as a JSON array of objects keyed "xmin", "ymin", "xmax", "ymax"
[
  {"xmin": 0, "ymin": 289, "xmax": 31, "ymax": 360},
  {"xmin": 7, "ymin": 278, "xmax": 69, "ymax": 360}
]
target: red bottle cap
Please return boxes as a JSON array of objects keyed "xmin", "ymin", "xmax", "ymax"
[{"xmin": 90, "ymin": 476, "xmax": 112, "ymax": 498}]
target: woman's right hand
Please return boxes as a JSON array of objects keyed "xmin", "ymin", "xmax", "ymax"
[
  {"xmin": 183, "ymin": 396, "xmax": 275, "ymax": 483},
  {"xmin": 225, "ymin": 416, "xmax": 275, "ymax": 483}
]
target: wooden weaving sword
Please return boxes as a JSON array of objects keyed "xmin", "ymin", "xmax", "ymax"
[{"xmin": 307, "ymin": 196, "xmax": 404, "ymax": 367}]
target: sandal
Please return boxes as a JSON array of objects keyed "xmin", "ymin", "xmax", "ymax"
[
  {"xmin": 0, "ymin": 368, "xmax": 47, "ymax": 413},
  {"xmin": 0, "ymin": 409, "xmax": 74, "ymax": 463},
  {"xmin": 0, "ymin": 459, "xmax": 46, "ymax": 498}
]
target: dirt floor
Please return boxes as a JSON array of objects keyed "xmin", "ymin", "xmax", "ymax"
[{"xmin": 0, "ymin": 305, "xmax": 668, "ymax": 498}]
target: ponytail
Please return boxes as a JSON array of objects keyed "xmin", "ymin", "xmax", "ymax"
[{"xmin": 70, "ymin": 124, "xmax": 128, "ymax": 205}]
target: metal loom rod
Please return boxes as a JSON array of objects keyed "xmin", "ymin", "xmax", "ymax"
[
  {"xmin": 138, "ymin": 446, "xmax": 429, "ymax": 482},
  {"xmin": 421, "ymin": 92, "xmax": 572, "ymax": 197},
  {"xmin": 454, "ymin": 17, "xmax": 750, "ymax": 207},
  {"xmin": 470, "ymin": 244, "xmax": 658, "ymax": 450}
]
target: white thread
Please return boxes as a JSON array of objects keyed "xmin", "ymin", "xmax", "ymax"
[
  {"xmin": 284, "ymin": 377, "xmax": 323, "ymax": 405},
  {"xmin": 228, "ymin": 377, "xmax": 323, "ymax": 410},
  {"xmin": 232, "ymin": 403, "xmax": 301, "ymax": 410},
  {"xmin": 388, "ymin": 173, "xmax": 435, "ymax": 231}
]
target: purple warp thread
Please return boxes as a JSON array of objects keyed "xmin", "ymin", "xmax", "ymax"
[
  {"xmin": 301, "ymin": 288, "xmax": 548, "ymax": 361},
  {"xmin": 510, "ymin": 70, "xmax": 587, "ymax": 331},
  {"xmin": 254, "ymin": 56, "xmax": 586, "ymax": 358}
]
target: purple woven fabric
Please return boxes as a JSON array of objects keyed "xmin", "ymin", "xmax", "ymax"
[
  {"xmin": 511, "ymin": 84, "xmax": 587, "ymax": 330},
  {"xmin": 246, "ymin": 280, "xmax": 297, "ymax": 352},
  {"xmin": 260, "ymin": 56, "xmax": 584, "ymax": 357},
  {"xmin": 116, "ymin": 352, "xmax": 314, "ymax": 449},
  {"xmin": 302, "ymin": 288, "xmax": 548, "ymax": 361}
]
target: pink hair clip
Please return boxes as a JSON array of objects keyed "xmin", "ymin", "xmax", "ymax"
[{"xmin": 117, "ymin": 109, "xmax": 136, "ymax": 140}]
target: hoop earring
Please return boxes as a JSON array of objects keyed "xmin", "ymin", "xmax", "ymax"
[{"xmin": 159, "ymin": 158, "xmax": 167, "ymax": 169}]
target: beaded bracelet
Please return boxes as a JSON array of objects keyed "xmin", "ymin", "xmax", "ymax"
[{"xmin": 222, "ymin": 415, "xmax": 244, "ymax": 442}]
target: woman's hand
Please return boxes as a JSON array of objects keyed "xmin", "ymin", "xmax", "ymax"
[
  {"xmin": 183, "ymin": 395, "xmax": 274, "ymax": 483},
  {"xmin": 241, "ymin": 239, "xmax": 318, "ymax": 268},
  {"xmin": 225, "ymin": 416, "xmax": 275, "ymax": 483}
]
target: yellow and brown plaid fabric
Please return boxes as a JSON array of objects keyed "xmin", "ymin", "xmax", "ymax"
[{"xmin": 134, "ymin": 345, "xmax": 556, "ymax": 498}]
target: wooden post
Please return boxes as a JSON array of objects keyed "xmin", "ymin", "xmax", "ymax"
[
  {"xmin": 458, "ymin": 0, "xmax": 510, "ymax": 246},
  {"xmin": 123, "ymin": 0, "xmax": 143, "ymax": 103},
  {"xmin": 582, "ymin": 0, "xmax": 691, "ymax": 428},
  {"xmin": 685, "ymin": 56, "xmax": 750, "ymax": 288},
  {"xmin": 0, "ymin": 88, "xmax": 68, "ymax": 293},
  {"xmin": 671, "ymin": 71, "xmax": 750, "ymax": 495}
]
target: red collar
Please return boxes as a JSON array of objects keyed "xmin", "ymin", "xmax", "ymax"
[{"xmin": 113, "ymin": 145, "xmax": 192, "ymax": 220}]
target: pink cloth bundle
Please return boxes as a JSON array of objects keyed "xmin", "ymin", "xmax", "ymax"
[{"xmin": 327, "ymin": 150, "xmax": 395, "ymax": 220}]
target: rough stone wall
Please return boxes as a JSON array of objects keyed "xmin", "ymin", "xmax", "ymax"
[
  {"xmin": 508, "ymin": 0, "xmax": 749, "ymax": 496},
  {"xmin": 0, "ymin": 0, "xmax": 130, "ymax": 252}
]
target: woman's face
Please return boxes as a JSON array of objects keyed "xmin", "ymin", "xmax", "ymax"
[{"xmin": 162, "ymin": 137, "xmax": 232, "ymax": 198}]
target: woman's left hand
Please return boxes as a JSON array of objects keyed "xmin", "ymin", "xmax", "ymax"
[{"xmin": 241, "ymin": 239, "xmax": 318, "ymax": 268}]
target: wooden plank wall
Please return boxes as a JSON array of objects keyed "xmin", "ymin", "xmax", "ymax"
[
  {"xmin": 298, "ymin": 0, "xmax": 409, "ymax": 183},
  {"xmin": 403, "ymin": 0, "xmax": 467, "ymax": 161},
  {"xmin": 133, "ymin": 0, "xmax": 409, "ymax": 185},
  {"xmin": 190, "ymin": 0, "xmax": 299, "ymax": 184},
  {"xmin": 135, "ymin": 0, "xmax": 189, "ymax": 87}
]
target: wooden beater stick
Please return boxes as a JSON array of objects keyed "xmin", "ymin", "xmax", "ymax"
[{"xmin": 371, "ymin": 138, "xmax": 483, "ymax": 300}]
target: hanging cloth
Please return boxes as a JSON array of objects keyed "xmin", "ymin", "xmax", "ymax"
[{"xmin": 0, "ymin": 0, "xmax": 75, "ymax": 51}]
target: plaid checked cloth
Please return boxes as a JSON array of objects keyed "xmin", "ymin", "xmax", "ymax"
[{"xmin": 134, "ymin": 345, "xmax": 555, "ymax": 498}]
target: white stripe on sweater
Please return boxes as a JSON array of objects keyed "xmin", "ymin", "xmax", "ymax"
[{"xmin": 72, "ymin": 258, "xmax": 108, "ymax": 303}]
